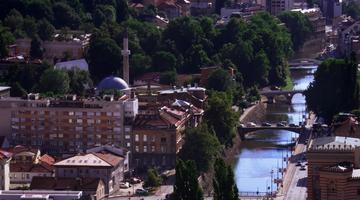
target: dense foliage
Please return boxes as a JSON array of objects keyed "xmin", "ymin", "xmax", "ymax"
[
  {"xmin": 343, "ymin": 0, "xmax": 360, "ymax": 20},
  {"xmin": 305, "ymin": 55, "xmax": 359, "ymax": 122},
  {"xmin": 213, "ymin": 158, "xmax": 239, "ymax": 200},
  {"xmin": 278, "ymin": 11, "xmax": 313, "ymax": 51},
  {"xmin": 174, "ymin": 159, "xmax": 204, "ymax": 200},
  {"xmin": 205, "ymin": 91, "xmax": 239, "ymax": 147},
  {"xmin": 144, "ymin": 168, "xmax": 162, "ymax": 188},
  {"xmin": 179, "ymin": 124, "xmax": 221, "ymax": 173}
]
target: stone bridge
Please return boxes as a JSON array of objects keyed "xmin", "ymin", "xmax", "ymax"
[
  {"xmin": 260, "ymin": 89, "xmax": 304, "ymax": 103},
  {"xmin": 288, "ymin": 58, "xmax": 321, "ymax": 67},
  {"xmin": 238, "ymin": 125, "xmax": 305, "ymax": 140}
]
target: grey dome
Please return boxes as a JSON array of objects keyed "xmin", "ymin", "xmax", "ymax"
[{"xmin": 97, "ymin": 76, "xmax": 129, "ymax": 91}]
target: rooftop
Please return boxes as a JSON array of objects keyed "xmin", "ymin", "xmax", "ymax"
[
  {"xmin": 308, "ymin": 136, "xmax": 360, "ymax": 151},
  {"xmin": 54, "ymin": 152, "xmax": 123, "ymax": 167}
]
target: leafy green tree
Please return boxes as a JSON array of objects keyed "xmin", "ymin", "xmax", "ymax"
[
  {"xmin": 174, "ymin": 159, "xmax": 204, "ymax": 200},
  {"xmin": 252, "ymin": 50, "xmax": 270, "ymax": 86},
  {"xmin": 183, "ymin": 44, "xmax": 211, "ymax": 73},
  {"xmin": 305, "ymin": 56, "xmax": 359, "ymax": 122},
  {"xmin": 3, "ymin": 9, "xmax": 23, "ymax": 33},
  {"xmin": 207, "ymin": 68, "xmax": 232, "ymax": 92},
  {"xmin": 115, "ymin": 0, "xmax": 129, "ymax": 22},
  {"xmin": 213, "ymin": 158, "xmax": 239, "ymax": 200},
  {"xmin": 67, "ymin": 69, "xmax": 93, "ymax": 96},
  {"xmin": 53, "ymin": 2, "xmax": 81, "ymax": 29},
  {"xmin": 93, "ymin": 5, "xmax": 116, "ymax": 27},
  {"xmin": 144, "ymin": 168, "xmax": 162, "ymax": 188},
  {"xmin": 159, "ymin": 71, "xmax": 177, "ymax": 85},
  {"xmin": 278, "ymin": 11, "xmax": 313, "ymax": 51},
  {"xmin": 37, "ymin": 19, "xmax": 55, "ymax": 41},
  {"xmin": 205, "ymin": 91, "xmax": 239, "ymax": 147},
  {"xmin": 179, "ymin": 124, "xmax": 221, "ymax": 173},
  {"xmin": 0, "ymin": 25, "xmax": 15, "ymax": 59},
  {"xmin": 343, "ymin": 0, "xmax": 360, "ymax": 20},
  {"xmin": 30, "ymin": 36, "xmax": 43, "ymax": 59},
  {"xmin": 152, "ymin": 51, "xmax": 177, "ymax": 71},
  {"xmin": 23, "ymin": 17, "xmax": 38, "ymax": 38},
  {"xmin": 39, "ymin": 69, "xmax": 70, "ymax": 94},
  {"xmin": 87, "ymin": 37, "xmax": 122, "ymax": 82},
  {"xmin": 10, "ymin": 82, "xmax": 27, "ymax": 97},
  {"xmin": 130, "ymin": 53, "xmax": 151, "ymax": 81},
  {"xmin": 25, "ymin": 0, "xmax": 54, "ymax": 21}
]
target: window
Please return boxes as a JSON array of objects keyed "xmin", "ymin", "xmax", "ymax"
[
  {"xmin": 144, "ymin": 146, "xmax": 147, "ymax": 152},
  {"xmin": 143, "ymin": 135, "xmax": 147, "ymax": 142},
  {"xmin": 151, "ymin": 136, "xmax": 155, "ymax": 142},
  {"xmin": 135, "ymin": 146, "xmax": 139, "ymax": 152},
  {"xmin": 125, "ymin": 135, "xmax": 131, "ymax": 139},
  {"xmin": 161, "ymin": 137, "xmax": 166, "ymax": 142},
  {"xmin": 26, "ymin": 174, "xmax": 30, "ymax": 179},
  {"xmin": 77, "ymin": 119, "xmax": 83, "ymax": 123},
  {"xmin": 135, "ymin": 134, "xmax": 139, "ymax": 142},
  {"xmin": 151, "ymin": 146, "xmax": 155, "ymax": 152},
  {"xmin": 127, "ymin": 142, "xmax": 131, "ymax": 147}
]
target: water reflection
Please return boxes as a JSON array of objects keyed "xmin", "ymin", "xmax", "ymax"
[{"xmin": 234, "ymin": 66, "xmax": 317, "ymax": 192}]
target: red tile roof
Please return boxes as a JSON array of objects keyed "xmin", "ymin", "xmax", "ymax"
[
  {"xmin": 39, "ymin": 154, "xmax": 55, "ymax": 166},
  {"xmin": 92, "ymin": 152, "xmax": 123, "ymax": 167},
  {"xmin": 6, "ymin": 145, "xmax": 39, "ymax": 155}
]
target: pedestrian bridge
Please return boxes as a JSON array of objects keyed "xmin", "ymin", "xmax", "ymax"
[
  {"xmin": 238, "ymin": 124, "xmax": 305, "ymax": 139},
  {"xmin": 260, "ymin": 90, "xmax": 305, "ymax": 103}
]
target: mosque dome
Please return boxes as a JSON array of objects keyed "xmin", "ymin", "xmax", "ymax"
[{"xmin": 97, "ymin": 76, "xmax": 129, "ymax": 91}]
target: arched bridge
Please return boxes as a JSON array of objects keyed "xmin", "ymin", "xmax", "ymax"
[
  {"xmin": 238, "ymin": 124, "xmax": 305, "ymax": 140},
  {"xmin": 288, "ymin": 58, "xmax": 321, "ymax": 67},
  {"xmin": 260, "ymin": 89, "xmax": 304, "ymax": 103}
]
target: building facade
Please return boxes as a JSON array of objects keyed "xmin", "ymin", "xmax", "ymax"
[
  {"xmin": 307, "ymin": 136, "xmax": 360, "ymax": 200},
  {"xmin": 267, "ymin": 0, "xmax": 293, "ymax": 15},
  {"xmin": 0, "ymin": 94, "xmax": 138, "ymax": 155},
  {"xmin": 54, "ymin": 151, "xmax": 126, "ymax": 195},
  {"xmin": 0, "ymin": 150, "xmax": 12, "ymax": 190}
]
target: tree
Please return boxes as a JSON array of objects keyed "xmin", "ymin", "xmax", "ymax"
[
  {"xmin": 37, "ymin": 19, "xmax": 55, "ymax": 41},
  {"xmin": 3, "ymin": 9, "xmax": 24, "ymax": 33},
  {"xmin": 213, "ymin": 158, "xmax": 238, "ymax": 200},
  {"xmin": 23, "ymin": 17, "xmax": 38, "ymax": 38},
  {"xmin": 207, "ymin": 68, "xmax": 232, "ymax": 92},
  {"xmin": 67, "ymin": 69, "xmax": 93, "ymax": 96},
  {"xmin": 174, "ymin": 159, "xmax": 204, "ymax": 200},
  {"xmin": 30, "ymin": 36, "xmax": 43, "ymax": 59},
  {"xmin": 159, "ymin": 71, "xmax": 177, "ymax": 85},
  {"xmin": 152, "ymin": 51, "xmax": 177, "ymax": 71},
  {"xmin": 93, "ymin": 5, "xmax": 116, "ymax": 27},
  {"xmin": 278, "ymin": 11, "xmax": 313, "ymax": 51},
  {"xmin": 87, "ymin": 37, "xmax": 122, "ymax": 82},
  {"xmin": 179, "ymin": 124, "xmax": 221, "ymax": 173},
  {"xmin": 53, "ymin": 2, "xmax": 81, "ymax": 29},
  {"xmin": 305, "ymin": 56, "xmax": 359, "ymax": 122},
  {"xmin": 144, "ymin": 168, "xmax": 162, "ymax": 188},
  {"xmin": 205, "ymin": 91, "xmax": 239, "ymax": 146},
  {"xmin": 252, "ymin": 50, "xmax": 270, "ymax": 86},
  {"xmin": 39, "ymin": 69, "xmax": 70, "ymax": 94},
  {"xmin": 130, "ymin": 53, "xmax": 151, "ymax": 81},
  {"xmin": 343, "ymin": 0, "xmax": 360, "ymax": 20},
  {"xmin": 0, "ymin": 25, "xmax": 15, "ymax": 59}
]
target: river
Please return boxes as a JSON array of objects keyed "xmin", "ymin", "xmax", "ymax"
[{"xmin": 234, "ymin": 66, "xmax": 317, "ymax": 193}]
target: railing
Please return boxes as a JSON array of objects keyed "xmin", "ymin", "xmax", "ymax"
[{"xmin": 238, "ymin": 191, "xmax": 270, "ymax": 197}]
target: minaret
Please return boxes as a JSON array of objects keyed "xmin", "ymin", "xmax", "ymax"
[{"xmin": 121, "ymin": 30, "xmax": 130, "ymax": 84}]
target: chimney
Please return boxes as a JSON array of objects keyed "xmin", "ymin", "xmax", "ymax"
[{"xmin": 121, "ymin": 29, "xmax": 130, "ymax": 85}]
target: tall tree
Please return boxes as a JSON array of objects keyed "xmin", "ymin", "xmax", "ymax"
[
  {"xmin": 213, "ymin": 158, "xmax": 239, "ymax": 200},
  {"xmin": 305, "ymin": 56, "xmax": 359, "ymax": 122},
  {"xmin": 0, "ymin": 25, "xmax": 15, "ymax": 59},
  {"xmin": 278, "ymin": 11, "xmax": 313, "ymax": 51},
  {"xmin": 67, "ymin": 69, "xmax": 93, "ymax": 96},
  {"xmin": 174, "ymin": 159, "xmax": 204, "ymax": 200},
  {"xmin": 205, "ymin": 91, "xmax": 239, "ymax": 147},
  {"xmin": 207, "ymin": 68, "xmax": 232, "ymax": 92},
  {"xmin": 179, "ymin": 124, "xmax": 221, "ymax": 173},
  {"xmin": 37, "ymin": 19, "xmax": 55, "ymax": 41},
  {"xmin": 30, "ymin": 36, "xmax": 43, "ymax": 59},
  {"xmin": 144, "ymin": 168, "xmax": 162, "ymax": 187},
  {"xmin": 87, "ymin": 37, "xmax": 122, "ymax": 82},
  {"xmin": 152, "ymin": 51, "xmax": 177, "ymax": 71},
  {"xmin": 53, "ymin": 2, "xmax": 81, "ymax": 29},
  {"xmin": 39, "ymin": 69, "xmax": 70, "ymax": 94}
]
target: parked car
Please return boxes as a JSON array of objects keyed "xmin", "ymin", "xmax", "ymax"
[
  {"xmin": 239, "ymin": 123, "xmax": 245, "ymax": 128},
  {"xmin": 247, "ymin": 122, "xmax": 257, "ymax": 127},
  {"xmin": 262, "ymin": 122, "xmax": 272, "ymax": 127},
  {"xmin": 270, "ymin": 86, "xmax": 280, "ymax": 90},
  {"xmin": 277, "ymin": 122, "xmax": 285, "ymax": 127},
  {"xmin": 120, "ymin": 182, "xmax": 130, "ymax": 189},
  {"xmin": 296, "ymin": 161, "xmax": 302, "ymax": 167},
  {"xmin": 130, "ymin": 177, "xmax": 142, "ymax": 184},
  {"xmin": 136, "ymin": 188, "xmax": 149, "ymax": 195},
  {"xmin": 289, "ymin": 123, "xmax": 298, "ymax": 127}
]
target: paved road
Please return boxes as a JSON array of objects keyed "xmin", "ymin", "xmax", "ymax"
[{"xmin": 283, "ymin": 161, "xmax": 307, "ymax": 200}]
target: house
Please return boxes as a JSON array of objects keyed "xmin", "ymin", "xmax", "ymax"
[
  {"xmin": 6, "ymin": 146, "xmax": 41, "ymax": 164},
  {"xmin": 307, "ymin": 136, "xmax": 360, "ymax": 200},
  {"xmin": 0, "ymin": 190, "xmax": 83, "ymax": 200},
  {"xmin": 30, "ymin": 177, "xmax": 105, "ymax": 200},
  {"xmin": 54, "ymin": 59, "xmax": 89, "ymax": 71},
  {"xmin": 54, "ymin": 151, "xmax": 126, "ymax": 195},
  {"xmin": 0, "ymin": 150, "xmax": 12, "ymax": 190}
]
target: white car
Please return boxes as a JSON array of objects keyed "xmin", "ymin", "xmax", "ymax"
[
  {"xmin": 119, "ymin": 182, "xmax": 130, "ymax": 188},
  {"xmin": 246, "ymin": 122, "xmax": 257, "ymax": 127}
]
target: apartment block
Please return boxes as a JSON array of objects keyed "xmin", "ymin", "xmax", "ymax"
[{"xmin": 0, "ymin": 93, "xmax": 138, "ymax": 155}]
